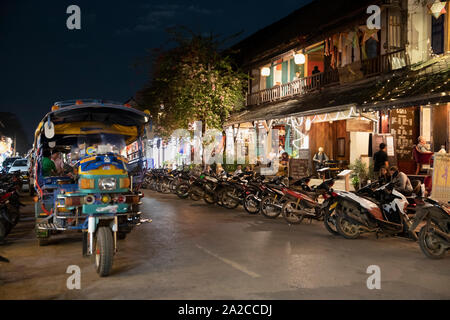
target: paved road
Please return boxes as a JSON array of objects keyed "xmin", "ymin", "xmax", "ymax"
[{"xmin": 0, "ymin": 191, "xmax": 449, "ymax": 299}]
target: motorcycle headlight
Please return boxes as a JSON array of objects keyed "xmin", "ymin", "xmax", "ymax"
[{"xmin": 98, "ymin": 178, "xmax": 116, "ymax": 191}]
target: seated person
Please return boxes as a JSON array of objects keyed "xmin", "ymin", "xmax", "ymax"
[
  {"xmin": 378, "ymin": 166, "xmax": 390, "ymax": 184},
  {"xmin": 389, "ymin": 166, "xmax": 413, "ymax": 196},
  {"xmin": 51, "ymin": 151, "xmax": 64, "ymax": 175},
  {"xmin": 414, "ymin": 136, "xmax": 433, "ymax": 175},
  {"xmin": 313, "ymin": 147, "xmax": 329, "ymax": 170},
  {"xmin": 233, "ymin": 165, "xmax": 243, "ymax": 176},
  {"xmin": 313, "ymin": 147, "xmax": 329, "ymax": 178},
  {"xmin": 41, "ymin": 149, "xmax": 57, "ymax": 177}
]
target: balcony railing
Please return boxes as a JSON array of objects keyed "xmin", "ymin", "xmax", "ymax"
[
  {"xmin": 246, "ymin": 49, "xmax": 407, "ymax": 107},
  {"xmin": 247, "ymin": 69, "xmax": 340, "ymax": 106},
  {"xmin": 361, "ymin": 49, "xmax": 407, "ymax": 76}
]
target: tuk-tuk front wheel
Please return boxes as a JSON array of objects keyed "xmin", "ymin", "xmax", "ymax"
[{"xmin": 94, "ymin": 227, "xmax": 114, "ymax": 277}]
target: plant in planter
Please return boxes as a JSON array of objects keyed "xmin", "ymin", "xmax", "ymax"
[{"xmin": 349, "ymin": 159, "xmax": 369, "ymax": 190}]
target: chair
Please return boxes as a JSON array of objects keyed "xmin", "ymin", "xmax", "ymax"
[{"xmin": 412, "ymin": 145, "xmax": 433, "ymax": 175}]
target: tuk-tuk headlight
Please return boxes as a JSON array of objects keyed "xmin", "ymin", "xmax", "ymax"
[{"xmin": 99, "ymin": 178, "xmax": 116, "ymax": 191}]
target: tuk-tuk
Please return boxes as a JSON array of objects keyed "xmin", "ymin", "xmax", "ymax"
[{"xmin": 31, "ymin": 99, "xmax": 149, "ymax": 276}]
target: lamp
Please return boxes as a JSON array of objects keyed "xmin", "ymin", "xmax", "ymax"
[
  {"xmin": 294, "ymin": 53, "xmax": 306, "ymax": 65},
  {"xmin": 428, "ymin": 0, "xmax": 447, "ymax": 19},
  {"xmin": 261, "ymin": 67, "xmax": 271, "ymax": 77}
]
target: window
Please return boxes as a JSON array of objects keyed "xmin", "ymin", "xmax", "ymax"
[
  {"xmin": 389, "ymin": 14, "xmax": 402, "ymax": 50},
  {"xmin": 431, "ymin": 15, "xmax": 445, "ymax": 55}
]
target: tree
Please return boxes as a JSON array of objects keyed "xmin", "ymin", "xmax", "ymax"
[{"xmin": 136, "ymin": 29, "xmax": 248, "ymax": 137}]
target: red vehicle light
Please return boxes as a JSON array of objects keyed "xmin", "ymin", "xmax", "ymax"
[
  {"xmin": 117, "ymin": 195, "xmax": 126, "ymax": 203},
  {"xmin": 331, "ymin": 192, "xmax": 338, "ymax": 197}
]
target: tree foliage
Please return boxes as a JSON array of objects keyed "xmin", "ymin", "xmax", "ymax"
[{"xmin": 137, "ymin": 29, "xmax": 247, "ymax": 137}]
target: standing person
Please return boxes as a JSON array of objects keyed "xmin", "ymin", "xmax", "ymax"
[
  {"xmin": 312, "ymin": 66, "xmax": 321, "ymax": 75},
  {"xmin": 41, "ymin": 149, "xmax": 56, "ymax": 177},
  {"xmin": 373, "ymin": 143, "xmax": 389, "ymax": 177},
  {"xmin": 51, "ymin": 151, "xmax": 64, "ymax": 175}
]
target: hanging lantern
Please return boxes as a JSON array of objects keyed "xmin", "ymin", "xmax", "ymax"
[
  {"xmin": 261, "ymin": 67, "xmax": 271, "ymax": 77},
  {"xmin": 294, "ymin": 53, "xmax": 306, "ymax": 65},
  {"xmin": 428, "ymin": 1, "xmax": 447, "ymax": 19}
]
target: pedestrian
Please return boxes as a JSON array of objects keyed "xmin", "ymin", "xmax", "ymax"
[{"xmin": 373, "ymin": 143, "xmax": 389, "ymax": 177}]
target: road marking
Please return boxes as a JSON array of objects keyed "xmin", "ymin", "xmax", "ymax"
[{"xmin": 196, "ymin": 244, "xmax": 260, "ymax": 278}]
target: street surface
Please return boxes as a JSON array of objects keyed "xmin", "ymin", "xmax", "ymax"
[{"xmin": 0, "ymin": 190, "xmax": 449, "ymax": 300}]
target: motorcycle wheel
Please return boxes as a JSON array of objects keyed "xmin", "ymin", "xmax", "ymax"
[
  {"xmin": 204, "ymin": 192, "xmax": 216, "ymax": 205},
  {"xmin": 189, "ymin": 186, "xmax": 202, "ymax": 201},
  {"xmin": 418, "ymin": 223, "xmax": 447, "ymax": 259},
  {"xmin": 335, "ymin": 214, "xmax": 360, "ymax": 239},
  {"xmin": 323, "ymin": 208, "xmax": 339, "ymax": 235},
  {"xmin": 168, "ymin": 180, "xmax": 176, "ymax": 194},
  {"xmin": 0, "ymin": 220, "xmax": 7, "ymax": 242},
  {"xmin": 282, "ymin": 201, "xmax": 304, "ymax": 224},
  {"xmin": 221, "ymin": 188, "xmax": 240, "ymax": 210},
  {"xmin": 176, "ymin": 183, "xmax": 190, "ymax": 199},
  {"xmin": 93, "ymin": 227, "xmax": 114, "ymax": 277},
  {"xmin": 244, "ymin": 194, "xmax": 260, "ymax": 215},
  {"xmin": 261, "ymin": 196, "xmax": 282, "ymax": 219}
]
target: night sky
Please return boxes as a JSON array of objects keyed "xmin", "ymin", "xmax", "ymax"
[{"xmin": 0, "ymin": 0, "xmax": 312, "ymax": 145}]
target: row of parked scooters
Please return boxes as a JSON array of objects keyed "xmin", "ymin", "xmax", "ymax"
[
  {"xmin": 142, "ymin": 168, "xmax": 449, "ymax": 260},
  {"xmin": 0, "ymin": 171, "xmax": 25, "ymax": 243}
]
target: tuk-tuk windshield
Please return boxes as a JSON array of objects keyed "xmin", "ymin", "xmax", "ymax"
[{"xmin": 74, "ymin": 134, "xmax": 127, "ymax": 159}]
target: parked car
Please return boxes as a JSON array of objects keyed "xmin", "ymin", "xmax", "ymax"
[
  {"xmin": 2, "ymin": 157, "xmax": 21, "ymax": 173},
  {"xmin": 8, "ymin": 159, "xmax": 29, "ymax": 174},
  {"xmin": 8, "ymin": 159, "xmax": 30, "ymax": 191}
]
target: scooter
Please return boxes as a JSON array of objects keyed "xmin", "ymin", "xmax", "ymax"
[
  {"xmin": 409, "ymin": 199, "xmax": 450, "ymax": 259},
  {"xmin": 281, "ymin": 178, "xmax": 336, "ymax": 224},
  {"xmin": 333, "ymin": 182, "xmax": 418, "ymax": 240}
]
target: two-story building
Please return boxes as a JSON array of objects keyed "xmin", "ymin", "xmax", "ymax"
[{"xmin": 227, "ymin": 0, "xmax": 450, "ymax": 174}]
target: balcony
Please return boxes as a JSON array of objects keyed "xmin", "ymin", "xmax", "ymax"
[{"xmin": 246, "ymin": 49, "xmax": 407, "ymax": 107}]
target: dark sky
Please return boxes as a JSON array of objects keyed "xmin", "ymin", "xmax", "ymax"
[{"xmin": 0, "ymin": 0, "xmax": 312, "ymax": 145}]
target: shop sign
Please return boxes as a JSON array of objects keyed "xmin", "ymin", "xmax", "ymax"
[
  {"xmin": 432, "ymin": 153, "xmax": 450, "ymax": 202},
  {"xmin": 346, "ymin": 118, "xmax": 372, "ymax": 132}
]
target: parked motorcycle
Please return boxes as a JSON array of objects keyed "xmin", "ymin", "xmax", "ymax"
[
  {"xmin": 281, "ymin": 178, "xmax": 335, "ymax": 224},
  {"xmin": 333, "ymin": 182, "xmax": 418, "ymax": 240},
  {"xmin": 409, "ymin": 199, "xmax": 450, "ymax": 259}
]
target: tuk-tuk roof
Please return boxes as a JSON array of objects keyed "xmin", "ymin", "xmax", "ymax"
[{"xmin": 34, "ymin": 101, "xmax": 149, "ymax": 146}]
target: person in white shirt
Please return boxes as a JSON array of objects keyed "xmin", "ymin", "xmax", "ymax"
[{"xmin": 51, "ymin": 152, "xmax": 64, "ymax": 175}]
